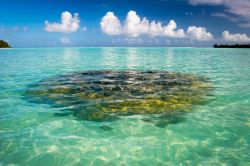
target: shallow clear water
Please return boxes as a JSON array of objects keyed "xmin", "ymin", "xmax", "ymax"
[{"xmin": 0, "ymin": 47, "xmax": 249, "ymax": 165}]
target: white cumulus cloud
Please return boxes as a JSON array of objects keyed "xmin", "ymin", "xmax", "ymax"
[
  {"xmin": 45, "ymin": 11, "xmax": 80, "ymax": 33},
  {"xmin": 123, "ymin": 11, "xmax": 149, "ymax": 37},
  {"xmin": 187, "ymin": 26, "xmax": 213, "ymax": 41},
  {"xmin": 100, "ymin": 12, "xmax": 122, "ymax": 35},
  {"xmin": 100, "ymin": 10, "xmax": 186, "ymax": 39},
  {"xmin": 163, "ymin": 20, "xmax": 185, "ymax": 38},
  {"xmin": 148, "ymin": 21, "xmax": 164, "ymax": 36},
  {"xmin": 222, "ymin": 31, "xmax": 250, "ymax": 43}
]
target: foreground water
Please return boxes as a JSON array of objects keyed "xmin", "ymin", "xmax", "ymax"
[{"xmin": 0, "ymin": 47, "xmax": 249, "ymax": 165}]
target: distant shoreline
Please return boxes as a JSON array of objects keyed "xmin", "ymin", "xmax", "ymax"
[
  {"xmin": 214, "ymin": 44, "xmax": 250, "ymax": 48},
  {"xmin": 1, "ymin": 45, "xmax": 250, "ymax": 49},
  {"xmin": 0, "ymin": 40, "xmax": 11, "ymax": 48}
]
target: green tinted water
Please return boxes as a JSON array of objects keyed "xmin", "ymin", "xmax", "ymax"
[{"xmin": 0, "ymin": 48, "xmax": 249, "ymax": 165}]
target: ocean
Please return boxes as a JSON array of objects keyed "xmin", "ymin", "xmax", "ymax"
[{"xmin": 0, "ymin": 47, "xmax": 249, "ymax": 165}]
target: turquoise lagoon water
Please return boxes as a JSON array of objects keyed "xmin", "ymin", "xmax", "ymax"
[{"xmin": 0, "ymin": 47, "xmax": 249, "ymax": 165}]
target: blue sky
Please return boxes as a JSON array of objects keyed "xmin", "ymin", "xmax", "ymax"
[{"xmin": 0, "ymin": 0, "xmax": 250, "ymax": 47}]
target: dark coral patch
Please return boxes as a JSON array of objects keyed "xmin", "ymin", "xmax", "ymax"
[{"xmin": 25, "ymin": 70, "xmax": 212, "ymax": 122}]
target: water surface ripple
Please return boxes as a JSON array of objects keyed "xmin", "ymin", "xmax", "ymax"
[{"xmin": 0, "ymin": 48, "xmax": 250, "ymax": 165}]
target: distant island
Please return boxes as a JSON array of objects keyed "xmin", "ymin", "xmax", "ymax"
[
  {"xmin": 214, "ymin": 44, "xmax": 250, "ymax": 48},
  {"xmin": 0, "ymin": 40, "xmax": 11, "ymax": 48}
]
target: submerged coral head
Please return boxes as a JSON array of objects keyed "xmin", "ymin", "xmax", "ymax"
[{"xmin": 25, "ymin": 70, "xmax": 212, "ymax": 122}]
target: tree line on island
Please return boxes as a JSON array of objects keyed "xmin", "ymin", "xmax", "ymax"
[
  {"xmin": 0, "ymin": 40, "xmax": 11, "ymax": 48},
  {"xmin": 214, "ymin": 43, "xmax": 250, "ymax": 48}
]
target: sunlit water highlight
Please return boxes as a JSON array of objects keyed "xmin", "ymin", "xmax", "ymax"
[{"xmin": 0, "ymin": 47, "xmax": 250, "ymax": 165}]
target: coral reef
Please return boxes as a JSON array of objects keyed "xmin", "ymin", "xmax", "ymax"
[{"xmin": 25, "ymin": 70, "xmax": 212, "ymax": 122}]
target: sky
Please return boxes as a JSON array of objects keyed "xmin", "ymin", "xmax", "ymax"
[{"xmin": 0, "ymin": 0, "xmax": 250, "ymax": 47}]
